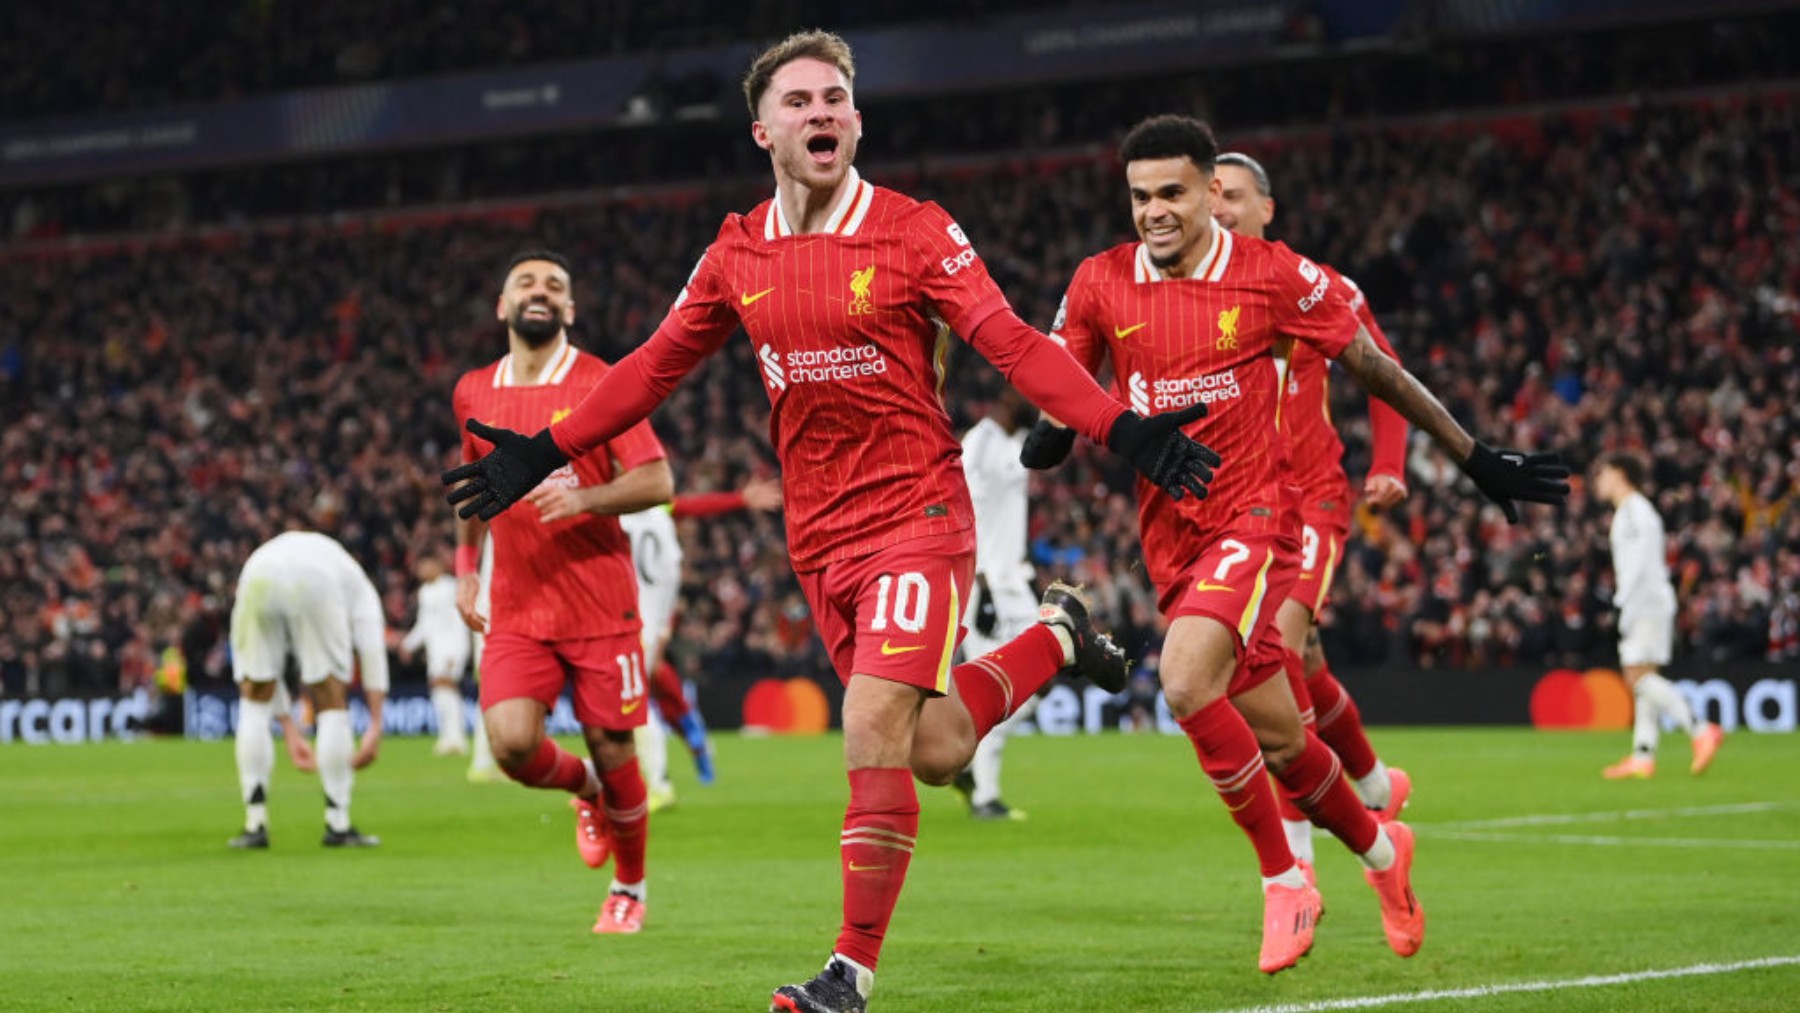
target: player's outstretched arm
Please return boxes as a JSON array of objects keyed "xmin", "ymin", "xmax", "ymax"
[
  {"xmin": 968, "ymin": 308, "xmax": 1221, "ymax": 501},
  {"xmin": 1336, "ymin": 327, "xmax": 1570, "ymax": 522},
  {"xmin": 444, "ymin": 421, "xmax": 570, "ymax": 521}
]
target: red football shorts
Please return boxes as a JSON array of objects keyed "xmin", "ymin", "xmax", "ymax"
[
  {"xmin": 797, "ymin": 530, "xmax": 974, "ymax": 692},
  {"xmin": 1287, "ymin": 514, "xmax": 1348, "ymax": 616},
  {"xmin": 1164, "ymin": 529, "xmax": 1302, "ymax": 696},
  {"xmin": 478, "ymin": 630, "xmax": 648, "ymax": 731}
]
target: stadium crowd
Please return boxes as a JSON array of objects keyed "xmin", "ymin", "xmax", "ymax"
[
  {"xmin": 8, "ymin": 8, "xmax": 1797, "ymax": 240},
  {"xmin": 3, "ymin": 0, "xmax": 1089, "ymax": 118},
  {"xmin": 2, "ymin": 94, "xmax": 1796, "ymax": 703}
]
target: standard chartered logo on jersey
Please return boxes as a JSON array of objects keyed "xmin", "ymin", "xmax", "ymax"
[
  {"xmin": 759, "ymin": 342, "xmax": 890, "ymax": 391},
  {"xmin": 1128, "ymin": 369, "xmax": 1242, "ymax": 413}
]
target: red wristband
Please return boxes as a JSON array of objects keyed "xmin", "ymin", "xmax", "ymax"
[{"xmin": 455, "ymin": 545, "xmax": 480, "ymax": 576}]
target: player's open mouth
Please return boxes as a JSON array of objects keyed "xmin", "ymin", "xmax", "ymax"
[
  {"xmin": 806, "ymin": 134, "xmax": 839, "ymax": 164},
  {"xmin": 522, "ymin": 304, "xmax": 553, "ymax": 319},
  {"xmin": 1144, "ymin": 223, "xmax": 1180, "ymax": 242}
]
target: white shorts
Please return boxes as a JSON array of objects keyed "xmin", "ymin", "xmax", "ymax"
[
  {"xmin": 622, "ymin": 508, "xmax": 683, "ymax": 663},
  {"xmin": 959, "ymin": 572, "xmax": 1040, "ymax": 661},
  {"xmin": 230, "ymin": 574, "xmax": 351, "ymax": 686},
  {"xmin": 1618, "ymin": 605, "xmax": 1674, "ymax": 668},
  {"xmin": 424, "ymin": 643, "xmax": 471, "ymax": 682}
]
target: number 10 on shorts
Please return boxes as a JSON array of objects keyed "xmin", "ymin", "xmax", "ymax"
[{"xmin": 870, "ymin": 572, "xmax": 930, "ymax": 633}]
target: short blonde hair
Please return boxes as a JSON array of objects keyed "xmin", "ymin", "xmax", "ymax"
[{"xmin": 742, "ymin": 29, "xmax": 856, "ymax": 118}]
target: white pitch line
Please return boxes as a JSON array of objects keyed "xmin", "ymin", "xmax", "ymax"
[
  {"xmin": 1426, "ymin": 801, "xmax": 1792, "ymax": 831},
  {"xmin": 1204, "ymin": 955, "xmax": 1800, "ymax": 1013},
  {"xmin": 1427, "ymin": 829, "xmax": 1800, "ymax": 850}
]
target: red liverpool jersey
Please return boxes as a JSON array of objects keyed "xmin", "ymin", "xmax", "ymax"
[
  {"xmin": 453, "ymin": 340, "xmax": 665, "ymax": 640},
  {"xmin": 1054, "ymin": 228, "xmax": 1361, "ymax": 594},
  {"xmin": 1280, "ymin": 266, "xmax": 1409, "ymax": 521},
  {"xmin": 550, "ymin": 170, "xmax": 1125, "ymax": 572}
]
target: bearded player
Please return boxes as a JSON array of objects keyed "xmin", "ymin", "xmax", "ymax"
[
  {"xmin": 452, "ymin": 250, "xmax": 673, "ymax": 935},
  {"xmin": 444, "ymin": 31, "xmax": 1220, "ymax": 1013},
  {"xmin": 1024, "ymin": 115, "xmax": 1569, "ymax": 972}
]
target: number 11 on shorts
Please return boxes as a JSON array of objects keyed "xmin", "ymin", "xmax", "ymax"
[{"xmin": 615, "ymin": 651, "xmax": 645, "ymax": 710}]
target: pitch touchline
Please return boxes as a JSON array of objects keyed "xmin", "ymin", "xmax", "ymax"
[
  {"xmin": 1425, "ymin": 801, "xmax": 1791, "ymax": 830},
  {"xmin": 1426, "ymin": 829, "xmax": 1800, "ymax": 850},
  {"xmin": 1203, "ymin": 955, "xmax": 1800, "ymax": 1013}
]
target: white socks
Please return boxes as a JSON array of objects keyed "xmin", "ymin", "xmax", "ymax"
[
  {"xmin": 469, "ymin": 710, "xmax": 498, "ymax": 773},
  {"xmin": 970, "ymin": 705, "xmax": 1031, "ymax": 807},
  {"xmin": 234, "ymin": 698, "xmax": 274, "ymax": 831},
  {"xmin": 430, "ymin": 685, "xmax": 467, "ymax": 750},
  {"xmin": 1282, "ymin": 818, "xmax": 1315, "ymax": 864},
  {"xmin": 1353, "ymin": 760, "xmax": 1392, "ymax": 810},
  {"xmin": 1262, "ymin": 864, "xmax": 1308, "ymax": 891},
  {"xmin": 610, "ymin": 878, "xmax": 647, "ymax": 901},
  {"xmin": 635, "ymin": 716, "xmax": 672, "ymax": 796},
  {"xmin": 830, "ymin": 953, "xmax": 875, "ymax": 999},
  {"xmin": 1357, "ymin": 826, "xmax": 1397, "ymax": 871},
  {"xmin": 1634, "ymin": 673, "xmax": 1700, "ymax": 758},
  {"xmin": 316, "ymin": 709, "xmax": 354, "ymax": 833},
  {"xmin": 1046, "ymin": 624, "xmax": 1076, "ymax": 666}
]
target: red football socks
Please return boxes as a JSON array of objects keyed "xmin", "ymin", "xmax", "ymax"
[
  {"xmin": 650, "ymin": 659, "xmax": 691, "ymax": 724},
  {"xmin": 953, "ymin": 624, "xmax": 1065, "ymax": 738},
  {"xmin": 1179, "ymin": 697, "xmax": 1294, "ymax": 878},
  {"xmin": 598, "ymin": 757, "xmax": 649, "ymax": 884},
  {"xmin": 1272, "ymin": 727, "xmax": 1379, "ymax": 854},
  {"xmin": 1308, "ymin": 664, "xmax": 1379, "ymax": 781},
  {"xmin": 504, "ymin": 737, "xmax": 591, "ymax": 794},
  {"xmin": 834, "ymin": 767, "xmax": 919, "ymax": 970}
]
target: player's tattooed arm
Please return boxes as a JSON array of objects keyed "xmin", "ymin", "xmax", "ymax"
[{"xmin": 1336, "ymin": 327, "xmax": 1475, "ymax": 463}]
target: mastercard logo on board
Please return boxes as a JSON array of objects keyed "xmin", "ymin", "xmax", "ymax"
[
  {"xmin": 1529, "ymin": 668, "xmax": 1634, "ymax": 729},
  {"xmin": 741, "ymin": 677, "xmax": 831, "ymax": 735}
]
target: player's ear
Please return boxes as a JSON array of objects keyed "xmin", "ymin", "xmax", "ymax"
[
  {"xmin": 495, "ymin": 295, "xmax": 506, "ymax": 323},
  {"xmin": 750, "ymin": 119, "xmax": 772, "ymax": 152},
  {"xmin": 1266, "ymin": 197, "xmax": 1277, "ymax": 226},
  {"xmin": 563, "ymin": 298, "xmax": 576, "ymax": 327},
  {"xmin": 855, "ymin": 109, "xmax": 862, "ymax": 139}
]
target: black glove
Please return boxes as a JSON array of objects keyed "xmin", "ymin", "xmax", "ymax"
[
  {"xmin": 442, "ymin": 420, "xmax": 570, "ymax": 521},
  {"xmin": 1104, "ymin": 405, "xmax": 1221, "ymax": 502},
  {"xmin": 1019, "ymin": 419, "xmax": 1077, "ymax": 470},
  {"xmin": 972, "ymin": 580, "xmax": 997, "ymax": 636},
  {"xmin": 1459, "ymin": 441, "xmax": 1571, "ymax": 523}
]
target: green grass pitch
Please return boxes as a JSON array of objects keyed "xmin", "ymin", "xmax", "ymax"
[{"xmin": 4, "ymin": 727, "xmax": 1797, "ymax": 1011}]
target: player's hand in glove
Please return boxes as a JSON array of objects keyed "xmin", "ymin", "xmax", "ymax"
[
  {"xmin": 443, "ymin": 420, "xmax": 569, "ymax": 521},
  {"xmin": 1019, "ymin": 418, "xmax": 1077, "ymax": 470},
  {"xmin": 972, "ymin": 580, "xmax": 997, "ymax": 636},
  {"xmin": 1105, "ymin": 404, "xmax": 1221, "ymax": 502},
  {"xmin": 1459, "ymin": 442, "xmax": 1571, "ymax": 523}
]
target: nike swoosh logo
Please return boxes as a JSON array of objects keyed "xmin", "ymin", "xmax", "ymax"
[
  {"xmin": 1113, "ymin": 322, "xmax": 1148, "ymax": 339},
  {"xmin": 1224, "ymin": 795, "xmax": 1254, "ymax": 813},
  {"xmin": 620, "ymin": 699, "xmax": 643, "ymax": 715},
  {"xmin": 740, "ymin": 287, "xmax": 776, "ymax": 306},
  {"xmin": 1194, "ymin": 581, "xmax": 1236, "ymax": 594},
  {"xmin": 880, "ymin": 641, "xmax": 924, "ymax": 656},
  {"xmin": 848, "ymin": 862, "xmax": 890, "ymax": 872}
]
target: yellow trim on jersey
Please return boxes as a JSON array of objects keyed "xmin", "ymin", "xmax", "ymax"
[
  {"xmin": 934, "ymin": 578, "xmax": 961, "ymax": 695},
  {"xmin": 1237, "ymin": 549, "xmax": 1276, "ymax": 644},
  {"xmin": 930, "ymin": 315, "xmax": 953, "ymax": 402},
  {"xmin": 1311, "ymin": 533, "xmax": 1341, "ymax": 615}
]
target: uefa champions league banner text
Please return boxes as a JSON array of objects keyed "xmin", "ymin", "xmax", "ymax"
[{"xmin": 2, "ymin": 674, "xmax": 1794, "ymax": 744}]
